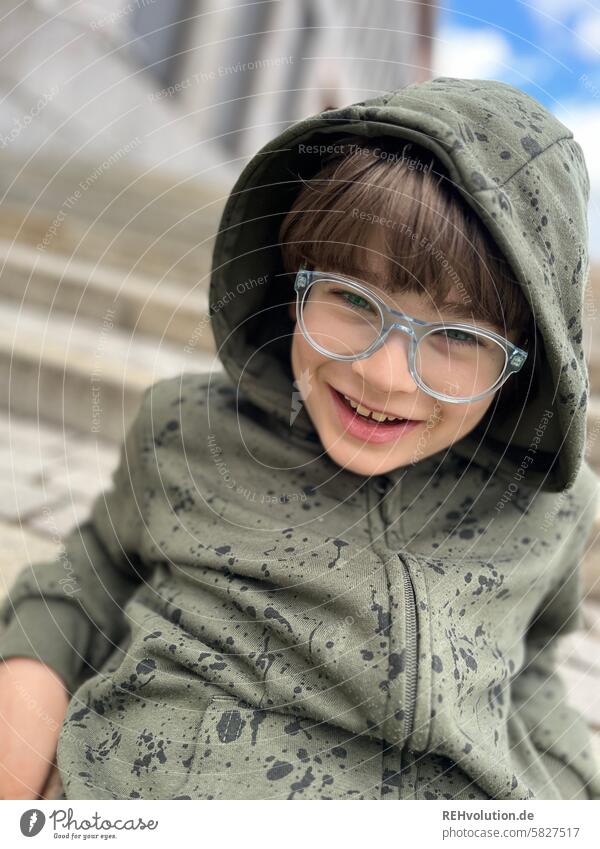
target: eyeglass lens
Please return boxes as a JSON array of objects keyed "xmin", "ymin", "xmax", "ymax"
[{"xmin": 300, "ymin": 279, "xmax": 508, "ymax": 400}]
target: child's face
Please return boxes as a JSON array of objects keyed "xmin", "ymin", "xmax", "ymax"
[{"xmin": 288, "ymin": 268, "xmax": 522, "ymax": 477}]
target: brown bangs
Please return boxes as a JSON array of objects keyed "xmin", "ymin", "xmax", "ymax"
[{"xmin": 278, "ymin": 137, "xmax": 532, "ymax": 339}]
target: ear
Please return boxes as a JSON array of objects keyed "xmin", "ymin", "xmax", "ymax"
[{"xmin": 288, "ymin": 300, "xmax": 297, "ymax": 322}]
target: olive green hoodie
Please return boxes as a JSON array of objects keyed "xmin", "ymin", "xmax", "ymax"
[{"xmin": 1, "ymin": 77, "xmax": 599, "ymax": 800}]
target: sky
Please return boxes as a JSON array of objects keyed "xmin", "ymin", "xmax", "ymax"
[{"xmin": 432, "ymin": 0, "xmax": 600, "ymax": 258}]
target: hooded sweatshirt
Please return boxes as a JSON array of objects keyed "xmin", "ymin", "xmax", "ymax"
[{"xmin": 0, "ymin": 76, "xmax": 599, "ymax": 801}]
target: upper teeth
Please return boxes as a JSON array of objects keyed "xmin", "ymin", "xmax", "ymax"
[{"xmin": 343, "ymin": 395, "xmax": 405, "ymax": 422}]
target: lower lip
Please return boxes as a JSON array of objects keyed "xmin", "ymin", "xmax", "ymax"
[{"xmin": 328, "ymin": 385, "xmax": 422, "ymax": 444}]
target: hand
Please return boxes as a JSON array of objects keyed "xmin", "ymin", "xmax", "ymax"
[{"xmin": 0, "ymin": 657, "xmax": 70, "ymax": 799}]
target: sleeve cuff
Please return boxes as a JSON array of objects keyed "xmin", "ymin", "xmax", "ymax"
[{"xmin": 0, "ymin": 597, "xmax": 93, "ymax": 695}]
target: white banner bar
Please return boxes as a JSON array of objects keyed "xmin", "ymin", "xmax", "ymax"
[{"xmin": 1, "ymin": 799, "xmax": 599, "ymax": 848}]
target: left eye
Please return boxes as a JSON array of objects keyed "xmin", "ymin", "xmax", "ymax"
[
  {"xmin": 333, "ymin": 289, "xmax": 376, "ymax": 312},
  {"xmin": 432, "ymin": 328, "xmax": 482, "ymax": 346}
]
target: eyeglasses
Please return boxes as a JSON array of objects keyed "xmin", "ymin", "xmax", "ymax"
[{"xmin": 293, "ymin": 267, "xmax": 529, "ymax": 404}]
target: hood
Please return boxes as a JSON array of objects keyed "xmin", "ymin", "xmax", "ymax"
[{"xmin": 208, "ymin": 76, "xmax": 591, "ymax": 493}]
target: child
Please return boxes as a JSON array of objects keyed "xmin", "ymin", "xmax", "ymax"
[{"xmin": 0, "ymin": 76, "xmax": 598, "ymax": 801}]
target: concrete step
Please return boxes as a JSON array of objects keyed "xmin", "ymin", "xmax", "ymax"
[
  {"xmin": 0, "ymin": 149, "xmax": 229, "ymax": 211},
  {"xmin": 0, "ymin": 202, "xmax": 213, "ymax": 285},
  {"xmin": 584, "ymin": 310, "xmax": 600, "ymax": 395},
  {"xmin": 0, "ymin": 154, "xmax": 227, "ymax": 247},
  {"xmin": 583, "ymin": 521, "xmax": 600, "ymax": 604},
  {"xmin": 584, "ymin": 268, "xmax": 600, "ymax": 389},
  {"xmin": 586, "ymin": 396, "xmax": 600, "ymax": 473},
  {"xmin": 586, "ymin": 350, "xmax": 600, "ymax": 395},
  {"xmin": 582, "ymin": 441, "xmax": 600, "ymax": 602},
  {"xmin": 0, "ymin": 301, "xmax": 221, "ymax": 442},
  {"xmin": 0, "ymin": 240, "xmax": 214, "ymax": 350}
]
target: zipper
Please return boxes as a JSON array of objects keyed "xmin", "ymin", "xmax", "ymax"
[{"xmin": 400, "ymin": 555, "xmax": 418, "ymax": 743}]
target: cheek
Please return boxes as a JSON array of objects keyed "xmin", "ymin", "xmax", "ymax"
[
  {"xmin": 440, "ymin": 396, "xmax": 495, "ymax": 434},
  {"xmin": 290, "ymin": 326, "xmax": 305, "ymax": 380},
  {"xmin": 290, "ymin": 327, "xmax": 317, "ymax": 403},
  {"xmin": 291, "ymin": 324, "xmax": 326, "ymax": 375}
]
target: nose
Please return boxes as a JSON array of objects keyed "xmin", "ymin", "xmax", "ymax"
[{"xmin": 351, "ymin": 327, "xmax": 419, "ymax": 395}]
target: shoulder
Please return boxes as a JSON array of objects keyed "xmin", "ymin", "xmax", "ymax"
[
  {"xmin": 131, "ymin": 369, "xmax": 248, "ymax": 457},
  {"xmin": 137, "ymin": 370, "xmax": 232, "ymax": 427}
]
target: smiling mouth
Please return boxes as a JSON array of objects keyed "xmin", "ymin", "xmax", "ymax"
[{"xmin": 333, "ymin": 387, "xmax": 419, "ymax": 423}]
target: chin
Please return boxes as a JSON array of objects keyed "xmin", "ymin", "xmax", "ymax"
[{"xmin": 322, "ymin": 441, "xmax": 404, "ymax": 477}]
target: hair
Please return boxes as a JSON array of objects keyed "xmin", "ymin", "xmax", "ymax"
[{"xmin": 278, "ymin": 136, "xmax": 532, "ymax": 340}]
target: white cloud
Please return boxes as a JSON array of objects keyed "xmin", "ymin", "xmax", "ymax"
[
  {"xmin": 433, "ymin": 26, "xmax": 513, "ymax": 80},
  {"xmin": 574, "ymin": 12, "xmax": 600, "ymax": 58},
  {"xmin": 527, "ymin": 0, "xmax": 590, "ymax": 18},
  {"xmin": 432, "ymin": 25, "xmax": 551, "ymax": 88},
  {"xmin": 527, "ymin": 0, "xmax": 600, "ymax": 59},
  {"xmin": 554, "ymin": 103, "xmax": 600, "ymax": 183}
]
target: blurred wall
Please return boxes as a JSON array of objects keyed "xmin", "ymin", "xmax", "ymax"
[{"xmin": 130, "ymin": 0, "xmax": 437, "ymax": 164}]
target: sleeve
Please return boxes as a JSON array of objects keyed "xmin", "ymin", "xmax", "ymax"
[
  {"xmin": 0, "ymin": 388, "xmax": 153, "ymax": 696},
  {"xmin": 509, "ymin": 465, "xmax": 600, "ymax": 800}
]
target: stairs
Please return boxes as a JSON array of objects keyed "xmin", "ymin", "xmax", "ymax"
[{"xmin": 0, "ymin": 151, "xmax": 226, "ymax": 441}]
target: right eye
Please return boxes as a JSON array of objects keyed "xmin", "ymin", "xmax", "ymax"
[
  {"xmin": 331, "ymin": 288, "xmax": 377, "ymax": 313},
  {"xmin": 434, "ymin": 327, "xmax": 480, "ymax": 346}
]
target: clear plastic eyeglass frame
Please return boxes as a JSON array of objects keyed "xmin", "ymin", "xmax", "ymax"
[{"xmin": 293, "ymin": 266, "xmax": 529, "ymax": 404}]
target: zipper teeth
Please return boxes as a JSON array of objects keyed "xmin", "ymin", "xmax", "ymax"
[{"xmin": 401, "ymin": 557, "xmax": 418, "ymax": 742}]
